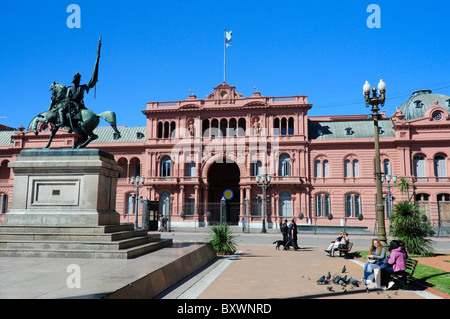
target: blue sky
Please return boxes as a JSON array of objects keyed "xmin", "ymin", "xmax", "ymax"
[{"xmin": 1, "ymin": 0, "xmax": 450, "ymax": 129}]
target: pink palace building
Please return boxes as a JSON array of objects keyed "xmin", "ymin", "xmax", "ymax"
[{"xmin": 1, "ymin": 83, "xmax": 450, "ymax": 233}]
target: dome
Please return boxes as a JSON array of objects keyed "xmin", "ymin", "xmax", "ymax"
[{"xmin": 397, "ymin": 89, "xmax": 450, "ymax": 120}]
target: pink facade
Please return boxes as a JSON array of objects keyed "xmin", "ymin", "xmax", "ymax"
[{"xmin": 1, "ymin": 85, "xmax": 450, "ymax": 231}]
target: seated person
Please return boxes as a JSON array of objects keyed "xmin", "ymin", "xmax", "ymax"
[
  {"xmin": 362, "ymin": 238, "xmax": 387, "ymax": 284},
  {"xmin": 381, "ymin": 240, "xmax": 408, "ymax": 289},
  {"xmin": 325, "ymin": 232, "xmax": 348, "ymax": 256}
]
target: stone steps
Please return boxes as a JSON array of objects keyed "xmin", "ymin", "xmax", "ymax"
[
  {"xmin": 0, "ymin": 239, "xmax": 173, "ymax": 259},
  {"xmin": 0, "ymin": 224, "xmax": 135, "ymax": 234},
  {"xmin": 0, "ymin": 223, "xmax": 173, "ymax": 259},
  {"xmin": 0, "ymin": 230, "xmax": 149, "ymax": 242},
  {"xmin": 0, "ymin": 234, "xmax": 161, "ymax": 250}
]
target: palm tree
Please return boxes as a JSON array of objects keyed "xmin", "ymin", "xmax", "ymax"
[
  {"xmin": 391, "ymin": 200, "xmax": 435, "ymax": 256},
  {"xmin": 397, "ymin": 177, "xmax": 412, "ymax": 201},
  {"xmin": 208, "ymin": 223, "xmax": 237, "ymax": 255}
]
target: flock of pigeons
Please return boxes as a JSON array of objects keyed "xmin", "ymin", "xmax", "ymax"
[{"xmin": 315, "ymin": 265, "xmax": 361, "ymax": 292}]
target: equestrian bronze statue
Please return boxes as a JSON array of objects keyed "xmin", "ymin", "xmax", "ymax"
[{"xmin": 29, "ymin": 36, "xmax": 121, "ymax": 149}]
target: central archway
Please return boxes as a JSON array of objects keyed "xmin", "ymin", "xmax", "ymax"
[{"xmin": 207, "ymin": 159, "xmax": 241, "ymax": 225}]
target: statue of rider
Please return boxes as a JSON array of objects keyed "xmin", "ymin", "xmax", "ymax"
[{"xmin": 54, "ymin": 37, "xmax": 102, "ymax": 132}]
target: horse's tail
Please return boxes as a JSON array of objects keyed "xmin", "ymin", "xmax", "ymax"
[{"xmin": 99, "ymin": 111, "xmax": 121, "ymax": 138}]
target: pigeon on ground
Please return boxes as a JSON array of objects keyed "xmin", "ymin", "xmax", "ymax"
[
  {"xmin": 342, "ymin": 265, "xmax": 346, "ymax": 273},
  {"xmin": 326, "ymin": 272, "xmax": 331, "ymax": 280},
  {"xmin": 316, "ymin": 276, "xmax": 325, "ymax": 285},
  {"xmin": 349, "ymin": 278, "xmax": 360, "ymax": 287},
  {"xmin": 327, "ymin": 286, "xmax": 334, "ymax": 292},
  {"xmin": 333, "ymin": 275, "xmax": 341, "ymax": 284}
]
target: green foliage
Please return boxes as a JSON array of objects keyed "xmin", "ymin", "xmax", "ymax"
[
  {"xmin": 397, "ymin": 177, "xmax": 411, "ymax": 200},
  {"xmin": 208, "ymin": 223, "xmax": 237, "ymax": 255},
  {"xmin": 390, "ymin": 200, "xmax": 435, "ymax": 256}
]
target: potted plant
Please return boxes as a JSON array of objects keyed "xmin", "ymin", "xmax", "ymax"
[{"xmin": 208, "ymin": 223, "xmax": 237, "ymax": 255}]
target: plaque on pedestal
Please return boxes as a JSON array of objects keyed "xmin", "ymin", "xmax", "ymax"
[{"xmin": 6, "ymin": 149, "xmax": 122, "ymax": 227}]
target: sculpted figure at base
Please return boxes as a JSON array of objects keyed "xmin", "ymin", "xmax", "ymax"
[{"xmin": 29, "ymin": 36, "xmax": 121, "ymax": 149}]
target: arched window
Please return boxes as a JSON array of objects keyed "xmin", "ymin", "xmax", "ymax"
[
  {"xmin": 434, "ymin": 154, "xmax": 447, "ymax": 179},
  {"xmin": 281, "ymin": 118, "xmax": 287, "ymax": 135},
  {"xmin": 315, "ymin": 159, "xmax": 329, "ymax": 178},
  {"xmin": 129, "ymin": 158, "xmax": 141, "ymax": 177},
  {"xmin": 288, "ymin": 117, "xmax": 294, "ymax": 135},
  {"xmin": 344, "ymin": 158, "xmax": 359, "ymax": 177},
  {"xmin": 279, "ymin": 154, "xmax": 291, "ymax": 177},
  {"xmin": 238, "ymin": 118, "xmax": 246, "ymax": 136},
  {"xmin": 438, "ymin": 193, "xmax": 450, "ymax": 224},
  {"xmin": 126, "ymin": 194, "xmax": 134, "ymax": 215},
  {"xmin": 211, "ymin": 119, "xmax": 219, "ymax": 137},
  {"xmin": 202, "ymin": 119, "xmax": 210, "ymax": 138},
  {"xmin": 170, "ymin": 121, "xmax": 176, "ymax": 138},
  {"xmin": 117, "ymin": 158, "xmax": 128, "ymax": 178},
  {"xmin": 323, "ymin": 160, "xmax": 329, "ymax": 178},
  {"xmin": 315, "ymin": 194, "xmax": 330, "ymax": 217},
  {"xmin": 416, "ymin": 193, "xmax": 430, "ymax": 219},
  {"xmin": 0, "ymin": 160, "xmax": 11, "ymax": 180},
  {"xmin": 344, "ymin": 159, "xmax": 351, "ymax": 177},
  {"xmin": 413, "ymin": 155, "xmax": 426, "ymax": 178},
  {"xmin": 161, "ymin": 156, "xmax": 172, "ymax": 177},
  {"xmin": 315, "ymin": 160, "xmax": 322, "ymax": 178},
  {"xmin": 383, "ymin": 159, "xmax": 391, "ymax": 176},
  {"xmin": 353, "ymin": 160, "xmax": 359, "ymax": 177},
  {"xmin": 279, "ymin": 191, "xmax": 292, "ymax": 217},
  {"xmin": 345, "ymin": 194, "xmax": 361, "ymax": 217},
  {"xmin": 229, "ymin": 118, "xmax": 237, "ymax": 137},
  {"xmin": 164, "ymin": 122, "xmax": 170, "ymax": 138},
  {"xmin": 157, "ymin": 122, "xmax": 163, "ymax": 139},
  {"xmin": 273, "ymin": 118, "xmax": 280, "ymax": 136},
  {"xmin": 220, "ymin": 119, "xmax": 228, "ymax": 137},
  {"xmin": 160, "ymin": 191, "xmax": 171, "ymax": 217}
]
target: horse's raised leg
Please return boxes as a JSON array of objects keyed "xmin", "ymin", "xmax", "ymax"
[
  {"xmin": 33, "ymin": 116, "xmax": 47, "ymax": 135},
  {"xmin": 44, "ymin": 127, "xmax": 58, "ymax": 149}
]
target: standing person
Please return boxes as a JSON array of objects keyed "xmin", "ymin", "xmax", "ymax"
[
  {"xmin": 281, "ymin": 219, "xmax": 288, "ymax": 246},
  {"xmin": 283, "ymin": 219, "xmax": 298, "ymax": 251},
  {"xmin": 290, "ymin": 218, "xmax": 299, "ymax": 250},
  {"xmin": 362, "ymin": 238, "xmax": 386, "ymax": 284}
]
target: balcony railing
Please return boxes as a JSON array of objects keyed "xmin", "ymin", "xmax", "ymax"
[{"xmin": 412, "ymin": 177, "xmax": 450, "ymax": 183}]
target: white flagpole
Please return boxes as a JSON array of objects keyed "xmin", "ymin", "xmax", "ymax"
[{"xmin": 224, "ymin": 28, "xmax": 227, "ymax": 84}]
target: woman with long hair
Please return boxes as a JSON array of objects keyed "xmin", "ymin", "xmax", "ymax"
[{"xmin": 362, "ymin": 238, "xmax": 387, "ymax": 284}]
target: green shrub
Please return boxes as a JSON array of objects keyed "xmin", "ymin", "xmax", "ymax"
[
  {"xmin": 208, "ymin": 223, "xmax": 237, "ymax": 255},
  {"xmin": 390, "ymin": 200, "xmax": 435, "ymax": 256}
]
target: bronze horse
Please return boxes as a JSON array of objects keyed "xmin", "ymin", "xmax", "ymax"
[{"xmin": 29, "ymin": 82, "xmax": 121, "ymax": 149}]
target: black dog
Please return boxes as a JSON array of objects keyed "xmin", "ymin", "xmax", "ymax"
[{"xmin": 273, "ymin": 240, "xmax": 289, "ymax": 250}]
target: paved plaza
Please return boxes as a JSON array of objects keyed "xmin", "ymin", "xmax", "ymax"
[
  {"xmin": 157, "ymin": 231, "xmax": 450, "ymax": 300},
  {"xmin": 0, "ymin": 229, "xmax": 448, "ymax": 302}
]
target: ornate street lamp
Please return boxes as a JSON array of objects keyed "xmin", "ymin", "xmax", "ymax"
[
  {"xmin": 364, "ymin": 78, "xmax": 388, "ymax": 247},
  {"xmin": 256, "ymin": 174, "xmax": 271, "ymax": 233},
  {"xmin": 381, "ymin": 174, "xmax": 397, "ymax": 218},
  {"xmin": 130, "ymin": 176, "xmax": 145, "ymax": 230}
]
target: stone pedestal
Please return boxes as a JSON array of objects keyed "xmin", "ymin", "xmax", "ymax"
[{"xmin": 6, "ymin": 149, "xmax": 122, "ymax": 227}]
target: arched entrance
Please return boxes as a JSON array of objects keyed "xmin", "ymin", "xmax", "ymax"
[{"xmin": 207, "ymin": 160, "xmax": 241, "ymax": 225}]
